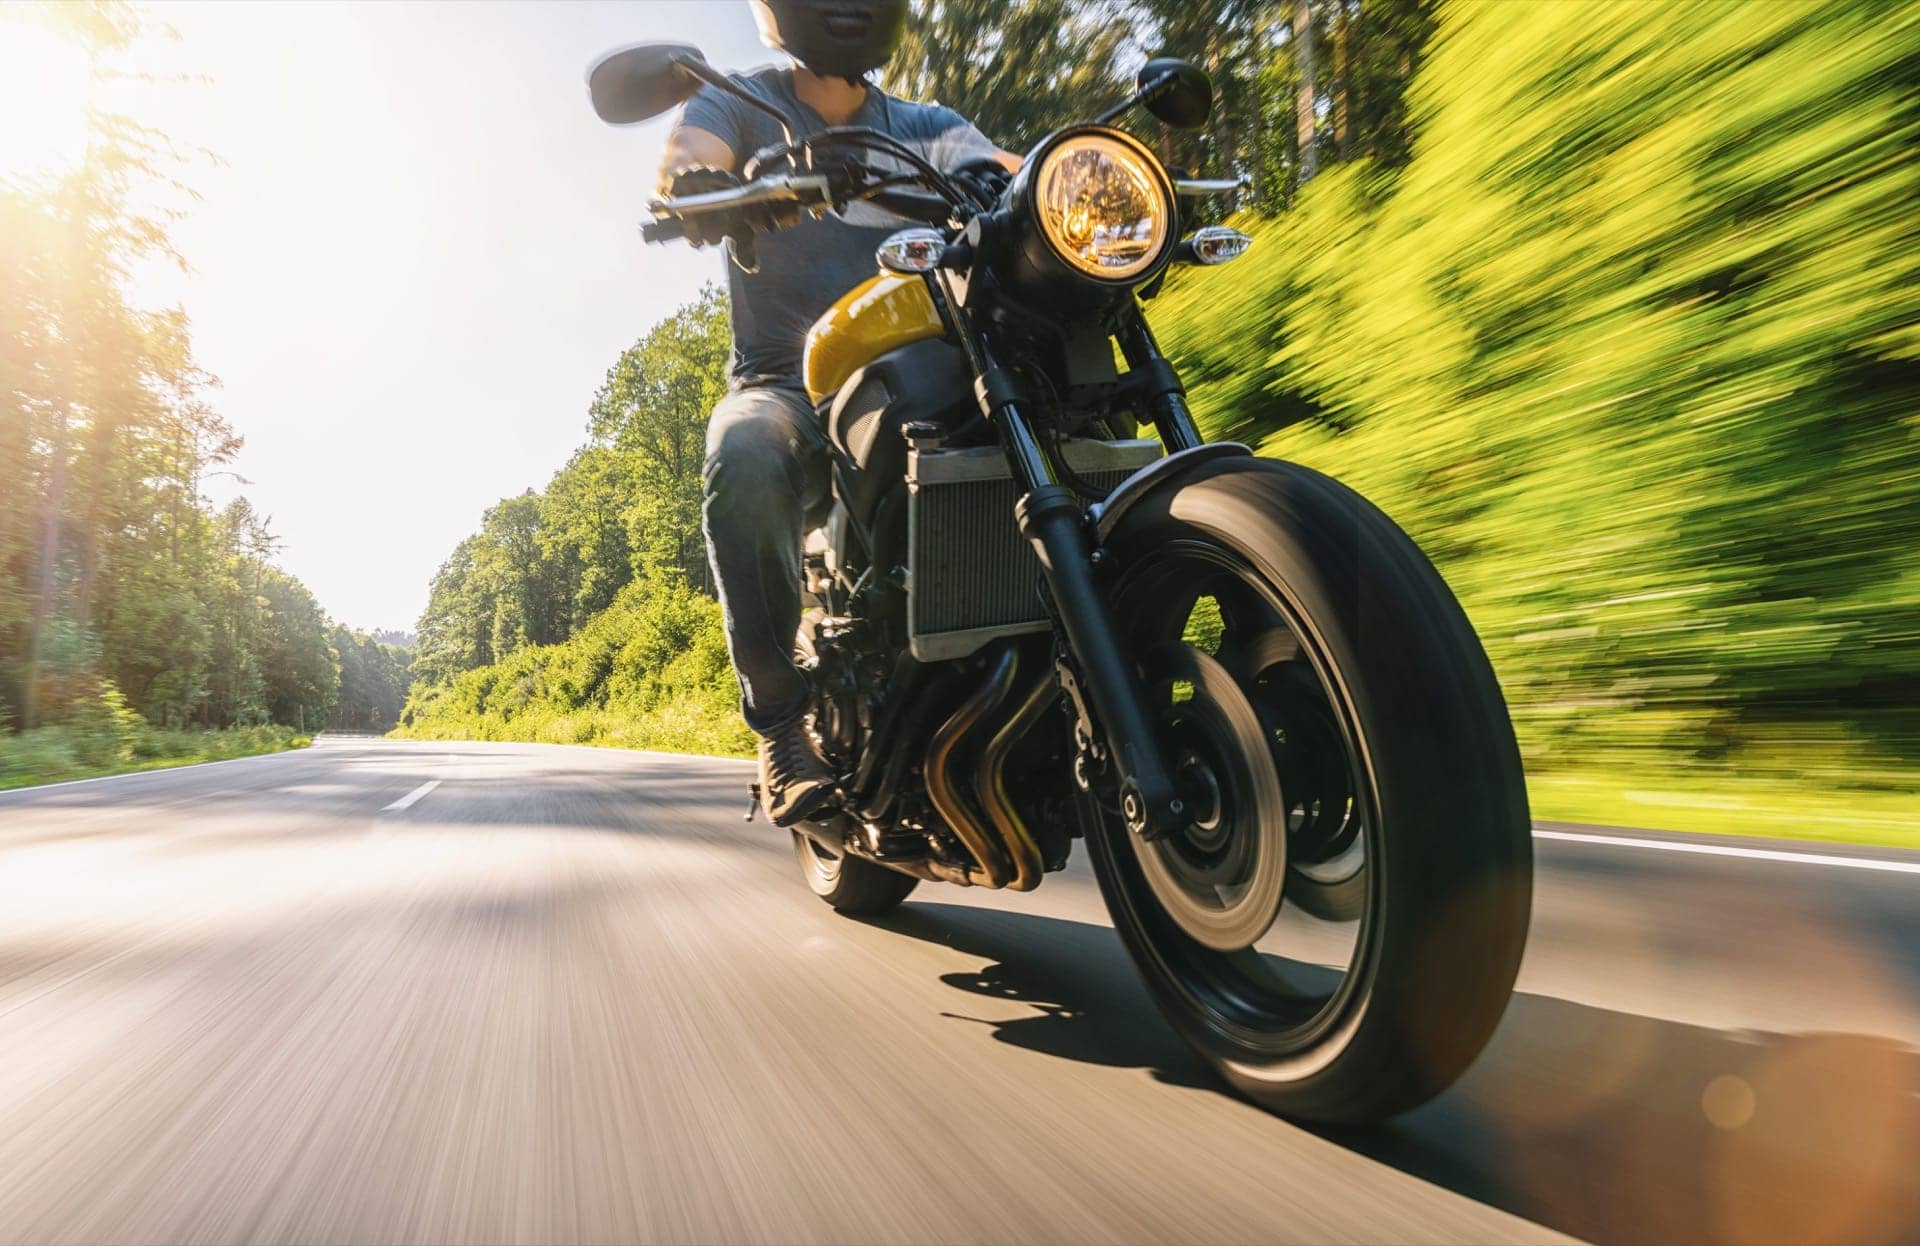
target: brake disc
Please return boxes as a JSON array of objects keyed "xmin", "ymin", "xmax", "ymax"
[{"xmin": 1130, "ymin": 644, "xmax": 1288, "ymax": 951}]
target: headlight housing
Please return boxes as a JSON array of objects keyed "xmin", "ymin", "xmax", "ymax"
[
  {"xmin": 1035, "ymin": 133, "xmax": 1172, "ymax": 280},
  {"xmin": 998, "ymin": 126, "xmax": 1177, "ymax": 300}
]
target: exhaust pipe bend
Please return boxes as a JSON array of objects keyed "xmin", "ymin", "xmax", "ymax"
[
  {"xmin": 975, "ymin": 672, "xmax": 1056, "ymax": 891},
  {"xmin": 924, "ymin": 645, "xmax": 1020, "ymax": 888}
]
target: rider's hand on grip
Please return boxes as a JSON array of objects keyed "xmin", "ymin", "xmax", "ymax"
[
  {"xmin": 948, "ymin": 155, "xmax": 1012, "ymax": 210},
  {"xmin": 665, "ymin": 166, "xmax": 743, "ymax": 247}
]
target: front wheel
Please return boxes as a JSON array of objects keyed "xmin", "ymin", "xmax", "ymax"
[{"xmin": 1086, "ymin": 458, "xmax": 1532, "ymax": 1124}]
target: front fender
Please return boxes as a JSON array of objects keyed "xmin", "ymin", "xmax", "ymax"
[{"xmin": 1088, "ymin": 443, "xmax": 1252, "ymax": 544}]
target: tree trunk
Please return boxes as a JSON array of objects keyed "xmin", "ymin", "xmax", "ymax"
[
  {"xmin": 76, "ymin": 419, "xmax": 107, "ymax": 631},
  {"xmin": 1294, "ymin": 0, "xmax": 1319, "ymax": 184},
  {"xmin": 1333, "ymin": 0, "xmax": 1351, "ymax": 160},
  {"xmin": 23, "ymin": 403, "xmax": 69, "ymax": 730}
]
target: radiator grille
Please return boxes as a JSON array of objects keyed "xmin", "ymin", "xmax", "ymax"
[{"xmin": 907, "ymin": 440, "xmax": 1161, "ymax": 661}]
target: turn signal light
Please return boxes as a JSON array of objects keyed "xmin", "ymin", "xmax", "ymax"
[
  {"xmin": 1181, "ymin": 225, "xmax": 1253, "ymax": 266},
  {"xmin": 877, "ymin": 228, "xmax": 947, "ymax": 274}
]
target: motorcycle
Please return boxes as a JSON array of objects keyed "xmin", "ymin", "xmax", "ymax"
[{"xmin": 588, "ymin": 44, "xmax": 1532, "ymax": 1124}]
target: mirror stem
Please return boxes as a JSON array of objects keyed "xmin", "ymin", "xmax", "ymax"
[
  {"xmin": 1093, "ymin": 70, "xmax": 1177, "ymax": 128},
  {"xmin": 672, "ymin": 53, "xmax": 794, "ymax": 147}
]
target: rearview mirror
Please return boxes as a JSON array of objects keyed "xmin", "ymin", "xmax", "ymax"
[
  {"xmin": 1137, "ymin": 57, "xmax": 1212, "ymax": 130},
  {"xmin": 587, "ymin": 42, "xmax": 708, "ymax": 125}
]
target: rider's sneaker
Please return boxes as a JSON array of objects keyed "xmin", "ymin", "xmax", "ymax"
[{"xmin": 757, "ymin": 715, "xmax": 837, "ymax": 826}]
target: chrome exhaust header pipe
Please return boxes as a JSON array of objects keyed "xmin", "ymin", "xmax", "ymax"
[{"xmin": 924, "ymin": 644, "xmax": 1020, "ymax": 888}]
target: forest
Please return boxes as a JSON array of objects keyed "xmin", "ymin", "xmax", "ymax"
[
  {"xmin": 398, "ymin": 0, "xmax": 1913, "ymax": 840},
  {"xmin": 398, "ymin": 289, "xmax": 750, "ymax": 757},
  {"xmin": 1, "ymin": 4, "xmax": 411, "ymax": 785}
]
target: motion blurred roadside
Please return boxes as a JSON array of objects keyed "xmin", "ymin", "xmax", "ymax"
[{"xmin": 1135, "ymin": 0, "xmax": 1920, "ymax": 844}]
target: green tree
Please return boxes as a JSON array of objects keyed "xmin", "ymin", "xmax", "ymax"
[
  {"xmin": 587, "ymin": 285, "xmax": 730, "ymax": 592},
  {"xmin": 885, "ymin": 0, "xmax": 1131, "ymax": 152},
  {"xmin": 1, "ymin": 2, "xmax": 403, "ymax": 743},
  {"xmin": 256, "ymin": 566, "xmax": 337, "ymax": 730},
  {"xmin": 328, "ymin": 624, "xmax": 411, "ymax": 732},
  {"xmin": 414, "ymin": 536, "xmax": 491, "ymax": 685},
  {"xmin": 413, "ymin": 289, "xmax": 733, "ymax": 693}
]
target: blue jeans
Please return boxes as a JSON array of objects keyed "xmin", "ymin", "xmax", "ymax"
[{"xmin": 702, "ymin": 380, "xmax": 831, "ymax": 735}]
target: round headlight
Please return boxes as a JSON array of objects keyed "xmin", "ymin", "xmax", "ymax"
[{"xmin": 1034, "ymin": 133, "xmax": 1172, "ymax": 281}]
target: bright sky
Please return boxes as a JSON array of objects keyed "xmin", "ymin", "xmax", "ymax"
[{"xmin": 9, "ymin": 1, "xmax": 780, "ymax": 633}]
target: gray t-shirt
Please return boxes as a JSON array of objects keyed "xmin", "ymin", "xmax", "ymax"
[{"xmin": 678, "ymin": 66, "xmax": 997, "ymax": 384}]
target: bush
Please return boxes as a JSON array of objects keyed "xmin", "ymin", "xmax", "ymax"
[
  {"xmin": 57, "ymin": 676, "xmax": 143, "ymax": 767},
  {"xmin": 397, "ymin": 573, "xmax": 753, "ymax": 757},
  {"xmin": 0, "ymin": 718, "xmax": 310, "ymax": 790}
]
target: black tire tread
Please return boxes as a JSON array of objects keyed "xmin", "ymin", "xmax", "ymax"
[{"xmin": 793, "ymin": 832, "xmax": 919, "ymax": 915}]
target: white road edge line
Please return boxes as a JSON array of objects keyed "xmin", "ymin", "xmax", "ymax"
[
  {"xmin": 0, "ymin": 744, "xmax": 316, "ymax": 799},
  {"xmin": 1534, "ymin": 828, "xmax": 1920, "ymax": 875},
  {"xmin": 382, "ymin": 780, "xmax": 441, "ymax": 813}
]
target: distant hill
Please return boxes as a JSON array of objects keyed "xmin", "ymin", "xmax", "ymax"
[{"xmin": 369, "ymin": 629, "xmax": 416, "ymax": 650}]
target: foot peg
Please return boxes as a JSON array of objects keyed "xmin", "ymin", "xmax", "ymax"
[{"xmin": 745, "ymin": 783, "xmax": 761, "ymax": 823}]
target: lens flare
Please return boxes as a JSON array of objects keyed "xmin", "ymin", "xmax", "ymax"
[{"xmin": 0, "ymin": 19, "xmax": 92, "ymax": 182}]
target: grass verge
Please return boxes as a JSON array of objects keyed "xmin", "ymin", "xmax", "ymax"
[
  {"xmin": 393, "ymin": 696, "xmax": 753, "ymax": 761},
  {"xmin": 1530, "ymin": 772, "xmax": 1919, "ymax": 852},
  {"xmin": 0, "ymin": 724, "xmax": 313, "ymax": 792}
]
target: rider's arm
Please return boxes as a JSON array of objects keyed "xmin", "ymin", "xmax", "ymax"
[
  {"xmin": 657, "ymin": 125, "xmax": 737, "ymax": 197},
  {"xmin": 922, "ymin": 106, "xmax": 1022, "ymax": 176}
]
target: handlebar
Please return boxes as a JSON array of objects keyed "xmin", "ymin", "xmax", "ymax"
[
  {"xmin": 864, "ymin": 185, "xmax": 954, "ymax": 225},
  {"xmin": 643, "ymin": 171, "xmax": 834, "ymax": 240},
  {"xmin": 642, "ymin": 169, "xmax": 954, "ymax": 244}
]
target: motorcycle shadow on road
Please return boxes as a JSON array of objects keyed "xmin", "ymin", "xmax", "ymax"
[
  {"xmin": 867, "ymin": 901, "xmax": 1920, "ymax": 1246},
  {"xmin": 860, "ymin": 902, "xmax": 1217, "ymax": 1091}
]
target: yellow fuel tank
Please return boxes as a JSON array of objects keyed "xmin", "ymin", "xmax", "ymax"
[{"xmin": 802, "ymin": 273, "xmax": 944, "ymax": 405}]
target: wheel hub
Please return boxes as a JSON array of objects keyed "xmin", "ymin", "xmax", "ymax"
[{"xmin": 1130, "ymin": 644, "xmax": 1288, "ymax": 952}]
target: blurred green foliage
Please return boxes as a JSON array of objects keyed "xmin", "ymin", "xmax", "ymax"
[
  {"xmin": 0, "ymin": 720, "xmax": 311, "ymax": 792},
  {"xmin": 1154, "ymin": 0, "xmax": 1920, "ymax": 834}
]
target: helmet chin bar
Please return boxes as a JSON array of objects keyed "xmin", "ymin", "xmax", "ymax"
[{"xmin": 750, "ymin": 0, "xmax": 906, "ymax": 82}]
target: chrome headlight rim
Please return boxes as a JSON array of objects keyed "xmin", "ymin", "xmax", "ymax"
[{"xmin": 1022, "ymin": 125, "xmax": 1177, "ymax": 287}]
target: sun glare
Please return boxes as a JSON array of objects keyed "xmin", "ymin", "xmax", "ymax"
[{"xmin": 0, "ymin": 18, "xmax": 93, "ymax": 182}]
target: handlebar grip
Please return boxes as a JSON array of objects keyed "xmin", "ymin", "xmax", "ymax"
[
  {"xmin": 868, "ymin": 186, "xmax": 953, "ymax": 225},
  {"xmin": 641, "ymin": 217, "xmax": 686, "ymax": 243}
]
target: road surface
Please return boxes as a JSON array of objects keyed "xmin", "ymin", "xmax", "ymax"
[{"xmin": 0, "ymin": 737, "xmax": 1914, "ymax": 1245}]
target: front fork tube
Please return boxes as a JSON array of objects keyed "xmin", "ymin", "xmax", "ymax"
[
  {"xmin": 1118, "ymin": 315, "xmax": 1205, "ymax": 452},
  {"xmin": 964, "ymin": 328, "xmax": 1191, "ymax": 838},
  {"xmin": 1016, "ymin": 483, "xmax": 1188, "ymax": 835}
]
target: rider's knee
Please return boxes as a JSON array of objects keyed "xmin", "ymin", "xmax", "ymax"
[{"xmin": 704, "ymin": 397, "xmax": 805, "ymax": 501}]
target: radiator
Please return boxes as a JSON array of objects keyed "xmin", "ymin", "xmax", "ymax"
[{"xmin": 907, "ymin": 439, "xmax": 1162, "ymax": 661}]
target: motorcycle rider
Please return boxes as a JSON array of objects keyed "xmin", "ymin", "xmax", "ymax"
[{"xmin": 659, "ymin": 0, "xmax": 1017, "ymax": 825}]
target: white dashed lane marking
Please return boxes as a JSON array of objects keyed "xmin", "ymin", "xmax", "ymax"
[{"xmin": 382, "ymin": 780, "xmax": 441, "ymax": 813}]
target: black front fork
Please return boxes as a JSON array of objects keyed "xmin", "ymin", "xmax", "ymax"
[{"xmin": 954, "ymin": 304, "xmax": 1202, "ymax": 838}]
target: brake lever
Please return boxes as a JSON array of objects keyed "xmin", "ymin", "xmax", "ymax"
[{"xmin": 729, "ymin": 230, "xmax": 759, "ymax": 274}]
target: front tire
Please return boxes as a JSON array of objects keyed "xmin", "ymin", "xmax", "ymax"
[
  {"xmin": 793, "ymin": 830, "xmax": 919, "ymax": 915},
  {"xmin": 1088, "ymin": 458, "xmax": 1532, "ymax": 1124}
]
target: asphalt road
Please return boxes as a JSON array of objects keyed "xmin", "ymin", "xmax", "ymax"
[{"xmin": 0, "ymin": 737, "xmax": 1914, "ymax": 1245}]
